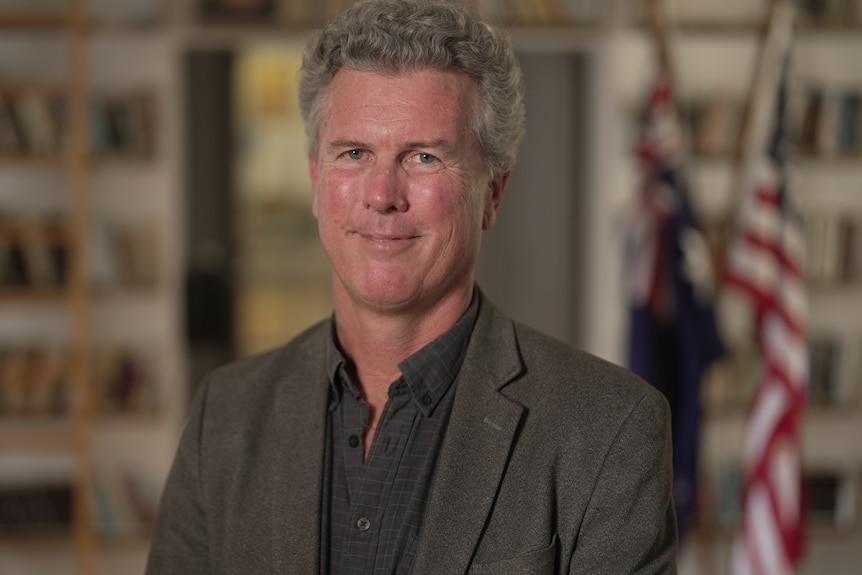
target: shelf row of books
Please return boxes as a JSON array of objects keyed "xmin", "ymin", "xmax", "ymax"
[
  {"xmin": 702, "ymin": 335, "xmax": 856, "ymax": 410},
  {"xmin": 199, "ymin": 0, "xmax": 602, "ymax": 27},
  {"xmin": 0, "ymin": 344, "xmax": 158, "ymax": 417},
  {"xmin": 0, "ymin": 465, "xmax": 158, "ymax": 538},
  {"xmin": 701, "ymin": 464, "xmax": 858, "ymax": 533},
  {"xmin": 468, "ymin": 0, "xmax": 601, "ymax": 25},
  {"xmin": 0, "ymin": 215, "xmax": 159, "ymax": 292},
  {"xmin": 800, "ymin": 0, "xmax": 862, "ymax": 27},
  {"xmin": 798, "ymin": 86, "xmax": 861, "ymax": 159},
  {"xmin": 682, "ymin": 83, "xmax": 862, "ymax": 159},
  {"xmin": 0, "ymin": 89, "xmax": 155, "ymax": 160},
  {"xmin": 0, "ymin": 0, "xmax": 162, "ymax": 27},
  {"xmin": 805, "ymin": 212, "xmax": 859, "ymax": 287},
  {"xmin": 0, "ymin": 481, "xmax": 69, "ymax": 535}
]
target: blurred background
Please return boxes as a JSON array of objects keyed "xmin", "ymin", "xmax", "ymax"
[{"xmin": 0, "ymin": 0, "xmax": 860, "ymax": 573}]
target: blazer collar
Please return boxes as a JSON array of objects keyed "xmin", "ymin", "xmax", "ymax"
[
  {"xmin": 412, "ymin": 294, "xmax": 526, "ymax": 574},
  {"xmin": 270, "ymin": 322, "xmax": 331, "ymax": 573}
]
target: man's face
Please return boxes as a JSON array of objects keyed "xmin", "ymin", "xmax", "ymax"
[{"xmin": 309, "ymin": 68, "xmax": 507, "ymax": 315}]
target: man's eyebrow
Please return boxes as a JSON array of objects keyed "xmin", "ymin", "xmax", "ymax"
[
  {"xmin": 406, "ymin": 139, "xmax": 451, "ymax": 151},
  {"xmin": 327, "ymin": 139, "xmax": 367, "ymax": 150}
]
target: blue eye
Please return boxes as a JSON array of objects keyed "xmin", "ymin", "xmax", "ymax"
[
  {"xmin": 347, "ymin": 149, "xmax": 364, "ymax": 160},
  {"xmin": 418, "ymin": 153, "xmax": 436, "ymax": 164}
]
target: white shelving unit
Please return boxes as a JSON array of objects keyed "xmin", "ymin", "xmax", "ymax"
[{"xmin": 0, "ymin": 1, "xmax": 186, "ymax": 573}]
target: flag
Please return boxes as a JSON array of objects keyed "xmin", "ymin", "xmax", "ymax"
[
  {"xmin": 725, "ymin": 50, "xmax": 808, "ymax": 575},
  {"xmin": 627, "ymin": 74, "xmax": 724, "ymax": 538}
]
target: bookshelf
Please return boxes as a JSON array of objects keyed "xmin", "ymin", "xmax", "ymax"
[
  {"xmin": 0, "ymin": 0, "xmax": 97, "ymax": 573},
  {"xmin": 0, "ymin": 0, "xmax": 184, "ymax": 574}
]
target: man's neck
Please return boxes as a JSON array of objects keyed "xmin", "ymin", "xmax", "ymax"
[
  {"xmin": 333, "ymin": 286, "xmax": 473, "ymax": 396},
  {"xmin": 332, "ymin": 285, "xmax": 473, "ymax": 458}
]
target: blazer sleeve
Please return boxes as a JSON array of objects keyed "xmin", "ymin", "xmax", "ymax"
[
  {"xmin": 145, "ymin": 381, "xmax": 211, "ymax": 575},
  {"xmin": 569, "ymin": 388, "xmax": 678, "ymax": 574}
]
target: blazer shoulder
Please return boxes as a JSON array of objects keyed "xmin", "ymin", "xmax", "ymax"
[
  {"xmin": 506, "ymin": 319, "xmax": 667, "ymax": 420},
  {"xmin": 197, "ymin": 318, "xmax": 330, "ymax": 410}
]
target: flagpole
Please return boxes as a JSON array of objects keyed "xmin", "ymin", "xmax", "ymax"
[
  {"xmin": 641, "ymin": 0, "xmax": 675, "ymax": 90},
  {"xmin": 727, "ymin": 0, "xmax": 796, "ymax": 225}
]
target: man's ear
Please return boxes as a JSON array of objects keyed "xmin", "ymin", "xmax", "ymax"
[
  {"xmin": 309, "ymin": 156, "xmax": 319, "ymax": 218},
  {"xmin": 482, "ymin": 171, "xmax": 510, "ymax": 230}
]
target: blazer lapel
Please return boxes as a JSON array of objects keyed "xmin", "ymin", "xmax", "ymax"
[
  {"xmin": 269, "ymin": 327, "xmax": 331, "ymax": 573},
  {"xmin": 413, "ymin": 298, "xmax": 525, "ymax": 575}
]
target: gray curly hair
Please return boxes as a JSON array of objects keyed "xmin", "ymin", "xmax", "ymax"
[{"xmin": 299, "ymin": 0, "xmax": 526, "ymax": 176}]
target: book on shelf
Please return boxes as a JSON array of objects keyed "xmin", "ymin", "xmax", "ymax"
[
  {"xmin": 499, "ymin": 0, "xmax": 601, "ymax": 25},
  {"xmin": 92, "ymin": 463, "xmax": 159, "ymax": 538},
  {"xmin": 200, "ymin": 0, "xmax": 277, "ymax": 21},
  {"xmin": 93, "ymin": 346, "xmax": 158, "ymax": 414},
  {"xmin": 0, "ymin": 216, "xmax": 67, "ymax": 292},
  {"xmin": 805, "ymin": 470, "xmax": 858, "ymax": 531},
  {"xmin": 116, "ymin": 224, "xmax": 159, "ymax": 287},
  {"xmin": 90, "ymin": 219, "xmax": 159, "ymax": 291},
  {"xmin": 683, "ymin": 96, "xmax": 742, "ymax": 158},
  {"xmin": 90, "ymin": 90, "xmax": 156, "ymax": 159},
  {"xmin": 800, "ymin": 0, "xmax": 859, "ymax": 27},
  {"xmin": 13, "ymin": 90, "xmax": 62, "ymax": 155},
  {"xmin": 804, "ymin": 212, "xmax": 859, "ymax": 287},
  {"xmin": 0, "ymin": 94, "xmax": 27, "ymax": 154},
  {"xmin": 0, "ymin": 482, "xmax": 73, "ymax": 534},
  {"xmin": 0, "ymin": 344, "xmax": 70, "ymax": 417},
  {"xmin": 798, "ymin": 85, "xmax": 862, "ymax": 158},
  {"xmin": 837, "ymin": 91, "xmax": 860, "ymax": 155},
  {"xmin": 18, "ymin": 219, "xmax": 60, "ymax": 289},
  {"xmin": 0, "ymin": 90, "xmax": 64, "ymax": 157},
  {"xmin": 808, "ymin": 336, "xmax": 850, "ymax": 406}
]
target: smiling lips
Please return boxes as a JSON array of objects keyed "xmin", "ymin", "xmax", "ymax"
[
  {"xmin": 364, "ymin": 234, "xmax": 415, "ymax": 242},
  {"xmin": 354, "ymin": 232, "xmax": 421, "ymax": 256},
  {"xmin": 356, "ymin": 231, "xmax": 419, "ymax": 243}
]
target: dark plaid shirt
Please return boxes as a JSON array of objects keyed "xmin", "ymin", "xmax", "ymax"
[{"xmin": 320, "ymin": 292, "xmax": 479, "ymax": 575}]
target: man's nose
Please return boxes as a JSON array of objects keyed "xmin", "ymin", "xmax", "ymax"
[{"xmin": 362, "ymin": 164, "xmax": 409, "ymax": 213}]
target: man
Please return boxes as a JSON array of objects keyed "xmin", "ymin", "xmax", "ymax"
[{"xmin": 146, "ymin": 1, "xmax": 677, "ymax": 573}]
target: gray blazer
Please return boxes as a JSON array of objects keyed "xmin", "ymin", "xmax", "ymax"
[{"xmin": 146, "ymin": 296, "xmax": 677, "ymax": 574}]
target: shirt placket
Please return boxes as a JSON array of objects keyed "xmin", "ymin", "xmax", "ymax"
[{"xmin": 340, "ymin": 382, "xmax": 416, "ymax": 573}]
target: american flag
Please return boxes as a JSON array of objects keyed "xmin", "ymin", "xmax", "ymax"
[
  {"xmin": 725, "ymin": 54, "xmax": 808, "ymax": 574},
  {"xmin": 627, "ymin": 74, "xmax": 723, "ymax": 538}
]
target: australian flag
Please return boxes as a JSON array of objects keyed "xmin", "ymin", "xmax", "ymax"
[{"xmin": 627, "ymin": 75, "xmax": 724, "ymax": 539}]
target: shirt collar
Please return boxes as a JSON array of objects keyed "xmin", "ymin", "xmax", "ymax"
[{"xmin": 325, "ymin": 288, "xmax": 480, "ymax": 416}]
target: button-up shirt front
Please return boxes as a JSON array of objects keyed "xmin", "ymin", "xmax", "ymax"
[{"xmin": 320, "ymin": 293, "xmax": 479, "ymax": 575}]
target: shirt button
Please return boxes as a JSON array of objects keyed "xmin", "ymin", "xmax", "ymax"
[
  {"xmin": 421, "ymin": 395, "xmax": 432, "ymax": 406},
  {"xmin": 348, "ymin": 435, "xmax": 360, "ymax": 448},
  {"xmin": 356, "ymin": 517, "xmax": 371, "ymax": 532}
]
